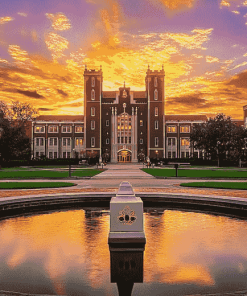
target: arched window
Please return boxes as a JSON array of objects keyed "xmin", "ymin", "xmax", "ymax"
[
  {"xmin": 154, "ymin": 77, "xmax": 158, "ymax": 87},
  {"xmin": 91, "ymin": 89, "xmax": 95, "ymax": 100},
  {"xmin": 154, "ymin": 89, "xmax": 158, "ymax": 100},
  {"xmin": 91, "ymin": 77, "xmax": 95, "ymax": 87}
]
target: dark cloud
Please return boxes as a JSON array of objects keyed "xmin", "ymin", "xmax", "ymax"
[
  {"xmin": 167, "ymin": 92, "xmax": 206, "ymax": 107},
  {"xmin": 227, "ymin": 70, "xmax": 247, "ymax": 89},
  {"xmin": 17, "ymin": 89, "xmax": 44, "ymax": 99},
  {"xmin": 55, "ymin": 102, "xmax": 82, "ymax": 108},
  {"xmin": 38, "ymin": 108, "xmax": 55, "ymax": 111},
  {"xmin": 57, "ymin": 89, "xmax": 68, "ymax": 97}
]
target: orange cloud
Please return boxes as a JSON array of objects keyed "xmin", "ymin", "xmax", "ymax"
[
  {"xmin": 46, "ymin": 13, "xmax": 71, "ymax": 31},
  {"xmin": 0, "ymin": 16, "xmax": 14, "ymax": 25},
  {"xmin": 45, "ymin": 32, "xmax": 69, "ymax": 60},
  {"xmin": 206, "ymin": 56, "xmax": 220, "ymax": 63},
  {"xmin": 159, "ymin": 0, "xmax": 196, "ymax": 10}
]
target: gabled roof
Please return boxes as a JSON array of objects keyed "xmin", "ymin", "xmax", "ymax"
[
  {"xmin": 35, "ymin": 115, "xmax": 84, "ymax": 122},
  {"xmin": 165, "ymin": 115, "xmax": 208, "ymax": 122}
]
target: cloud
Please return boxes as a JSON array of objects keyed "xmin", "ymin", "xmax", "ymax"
[
  {"xmin": 206, "ymin": 56, "xmax": 220, "ymax": 63},
  {"xmin": 57, "ymin": 89, "xmax": 68, "ymax": 97},
  {"xmin": 167, "ymin": 92, "xmax": 207, "ymax": 108},
  {"xmin": 17, "ymin": 89, "xmax": 45, "ymax": 99},
  {"xmin": 227, "ymin": 70, "xmax": 247, "ymax": 88},
  {"xmin": 45, "ymin": 32, "xmax": 69, "ymax": 60},
  {"xmin": 159, "ymin": 0, "xmax": 196, "ymax": 10},
  {"xmin": 232, "ymin": 10, "xmax": 240, "ymax": 14},
  {"xmin": 46, "ymin": 13, "xmax": 71, "ymax": 31},
  {"xmin": 17, "ymin": 12, "xmax": 27, "ymax": 17},
  {"xmin": 231, "ymin": 61, "xmax": 247, "ymax": 70},
  {"xmin": 38, "ymin": 108, "xmax": 55, "ymax": 111},
  {"xmin": 0, "ymin": 17, "xmax": 14, "ymax": 25}
]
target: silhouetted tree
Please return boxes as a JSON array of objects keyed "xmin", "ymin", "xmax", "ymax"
[{"xmin": 190, "ymin": 113, "xmax": 247, "ymax": 166}]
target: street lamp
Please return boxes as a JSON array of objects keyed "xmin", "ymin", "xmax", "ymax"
[{"xmin": 217, "ymin": 141, "xmax": 221, "ymax": 167}]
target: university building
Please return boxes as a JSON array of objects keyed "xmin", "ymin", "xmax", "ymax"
[{"xmin": 32, "ymin": 66, "xmax": 207, "ymax": 163}]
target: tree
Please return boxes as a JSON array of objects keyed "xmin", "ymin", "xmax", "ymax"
[
  {"xmin": 190, "ymin": 113, "xmax": 247, "ymax": 166},
  {"xmin": 0, "ymin": 101, "xmax": 39, "ymax": 161}
]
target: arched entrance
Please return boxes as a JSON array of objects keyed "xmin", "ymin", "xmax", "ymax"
[{"xmin": 117, "ymin": 150, "xmax": 132, "ymax": 162}]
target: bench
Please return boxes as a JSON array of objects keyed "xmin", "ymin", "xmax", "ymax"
[
  {"xmin": 79, "ymin": 160, "xmax": 87, "ymax": 165},
  {"xmin": 167, "ymin": 162, "xmax": 191, "ymax": 177}
]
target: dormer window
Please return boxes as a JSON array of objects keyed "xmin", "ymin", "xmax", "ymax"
[
  {"xmin": 91, "ymin": 77, "xmax": 95, "ymax": 87},
  {"xmin": 154, "ymin": 77, "xmax": 158, "ymax": 87},
  {"xmin": 91, "ymin": 89, "xmax": 95, "ymax": 100},
  {"xmin": 123, "ymin": 90, "xmax": 127, "ymax": 98},
  {"xmin": 154, "ymin": 89, "xmax": 158, "ymax": 100}
]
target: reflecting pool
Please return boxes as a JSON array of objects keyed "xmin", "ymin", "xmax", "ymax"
[{"xmin": 0, "ymin": 208, "xmax": 247, "ymax": 295}]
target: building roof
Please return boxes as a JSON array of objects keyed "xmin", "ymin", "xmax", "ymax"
[
  {"xmin": 165, "ymin": 115, "xmax": 208, "ymax": 122},
  {"xmin": 133, "ymin": 91, "xmax": 146, "ymax": 98},
  {"xmin": 35, "ymin": 115, "xmax": 84, "ymax": 122},
  {"xmin": 103, "ymin": 91, "xmax": 116, "ymax": 98},
  {"xmin": 232, "ymin": 119, "xmax": 244, "ymax": 126}
]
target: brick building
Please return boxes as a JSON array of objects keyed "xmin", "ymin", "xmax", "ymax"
[{"xmin": 32, "ymin": 66, "xmax": 208, "ymax": 162}]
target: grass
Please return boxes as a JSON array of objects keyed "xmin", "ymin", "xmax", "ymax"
[
  {"xmin": 180, "ymin": 182, "xmax": 247, "ymax": 190},
  {"xmin": 0, "ymin": 169, "xmax": 103, "ymax": 179},
  {"xmin": 0, "ymin": 182, "xmax": 76, "ymax": 189},
  {"xmin": 142, "ymin": 168, "xmax": 247, "ymax": 178}
]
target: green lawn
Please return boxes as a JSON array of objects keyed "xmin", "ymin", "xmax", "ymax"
[
  {"xmin": 0, "ymin": 169, "xmax": 103, "ymax": 179},
  {"xmin": 180, "ymin": 182, "xmax": 247, "ymax": 190},
  {"xmin": 142, "ymin": 168, "xmax": 247, "ymax": 178},
  {"xmin": 0, "ymin": 182, "xmax": 76, "ymax": 189}
]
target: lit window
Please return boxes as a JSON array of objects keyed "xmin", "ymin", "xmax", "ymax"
[
  {"xmin": 154, "ymin": 89, "xmax": 158, "ymax": 100},
  {"xmin": 167, "ymin": 126, "xmax": 176, "ymax": 133},
  {"xmin": 62, "ymin": 126, "xmax": 71, "ymax": 133},
  {"xmin": 91, "ymin": 120, "xmax": 95, "ymax": 130},
  {"xmin": 91, "ymin": 77, "xmax": 95, "ymax": 87},
  {"xmin": 106, "ymin": 120, "xmax": 109, "ymax": 126},
  {"xmin": 140, "ymin": 120, "xmax": 143, "ymax": 126},
  {"xmin": 91, "ymin": 107, "xmax": 95, "ymax": 116},
  {"xmin": 154, "ymin": 77, "xmax": 158, "ymax": 87},
  {"xmin": 181, "ymin": 138, "xmax": 190, "ymax": 146},
  {"xmin": 155, "ymin": 137, "xmax": 159, "ymax": 147},
  {"xmin": 106, "ymin": 138, "xmax": 109, "ymax": 144},
  {"xmin": 180, "ymin": 126, "xmax": 190, "ymax": 133},
  {"xmin": 91, "ymin": 89, "xmax": 95, "ymax": 100},
  {"xmin": 76, "ymin": 138, "xmax": 83, "ymax": 146},
  {"xmin": 34, "ymin": 126, "xmax": 45, "ymax": 133},
  {"xmin": 155, "ymin": 120, "xmax": 158, "ymax": 129},
  {"xmin": 155, "ymin": 107, "xmax": 158, "ymax": 116},
  {"xmin": 48, "ymin": 125, "xmax": 58, "ymax": 133},
  {"xmin": 91, "ymin": 137, "xmax": 95, "ymax": 147},
  {"xmin": 75, "ymin": 126, "xmax": 83, "ymax": 133}
]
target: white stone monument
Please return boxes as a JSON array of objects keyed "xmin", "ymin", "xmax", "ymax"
[{"xmin": 108, "ymin": 181, "xmax": 146, "ymax": 251}]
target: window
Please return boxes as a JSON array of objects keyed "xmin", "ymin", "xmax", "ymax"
[
  {"xmin": 140, "ymin": 120, "xmax": 143, "ymax": 126},
  {"xmin": 167, "ymin": 126, "xmax": 176, "ymax": 133},
  {"xmin": 154, "ymin": 77, "xmax": 158, "ymax": 87},
  {"xmin": 168, "ymin": 138, "xmax": 176, "ymax": 146},
  {"xmin": 180, "ymin": 126, "xmax": 190, "ymax": 133},
  {"xmin": 106, "ymin": 120, "xmax": 109, "ymax": 126},
  {"xmin": 62, "ymin": 126, "xmax": 72, "ymax": 133},
  {"xmin": 140, "ymin": 138, "xmax": 143, "ymax": 144},
  {"xmin": 91, "ymin": 120, "xmax": 95, "ymax": 130},
  {"xmin": 91, "ymin": 137, "xmax": 95, "ymax": 147},
  {"xmin": 34, "ymin": 126, "xmax": 45, "ymax": 133},
  {"xmin": 35, "ymin": 138, "xmax": 44, "ymax": 146},
  {"xmin": 62, "ymin": 138, "xmax": 71, "ymax": 146},
  {"xmin": 129, "ymin": 137, "xmax": 131, "ymax": 144},
  {"xmin": 76, "ymin": 138, "xmax": 83, "ymax": 146},
  {"xmin": 91, "ymin": 107, "xmax": 95, "ymax": 116},
  {"xmin": 168, "ymin": 151, "xmax": 171, "ymax": 158},
  {"xmin": 54, "ymin": 152, "xmax": 57, "ymax": 158},
  {"xmin": 181, "ymin": 152, "xmax": 185, "ymax": 158},
  {"xmin": 155, "ymin": 107, "xmax": 158, "ymax": 116},
  {"xmin": 75, "ymin": 125, "xmax": 83, "ymax": 133},
  {"xmin": 48, "ymin": 125, "xmax": 58, "ymax": 133},
  {"xmin": 49, "ymin": 138, "xmax": 57, "ymax": 146},
  {"xmin": 154, "ymin": 89, "xmax": 158, "ymax": 100},
  {"xmin": 155, "ymin": 137, "xmax": 159, "ymax": 147},
  {"xmin": 91, "ymin": 77, "xmax": 95, "ymax": 87},
  {"xmin": 63, "ymin": 152, "xmax": 70, "ymax": 158},
  {"xmin": 106, "ymin": 138, "xmax": 109, "ymax": 144},
  {"xmin": 181, "ymin": 138, "xmax": 190, "ymax": 146},
  {"xmin": 91, "ymin": 89, "xmax": 95, "ymax": 100},
  {"xmin": 172, "ymin": 151, "xmax": 176, "ymax": 158},
  {"xmin": 49, "ymin": 152, "xmax": 53, "ymax": 159},
  {"xmin": 155, "ymin": 120, "xmax": 159, "ymax": 130},
  {"xmin": 186, "ymin": 152, "xmax": 190, "ymax": 158}
]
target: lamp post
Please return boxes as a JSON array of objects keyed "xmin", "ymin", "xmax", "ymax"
[{"xmin": 217, "ymin": 141, "xmax": 221, "ymax": 167}]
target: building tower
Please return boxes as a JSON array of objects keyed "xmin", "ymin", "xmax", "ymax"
[
  {"xmin": 145, "ymin": 66, "xmax": 165, "ymax": 159},
  {"xmin": 84, "ymin": 66, "xmax": 103, "ymax": 160}
]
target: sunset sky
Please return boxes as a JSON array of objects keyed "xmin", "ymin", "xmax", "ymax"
[{"xmin": 1, "ymin": 0, "xmax": 247, "ymax": 119}]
